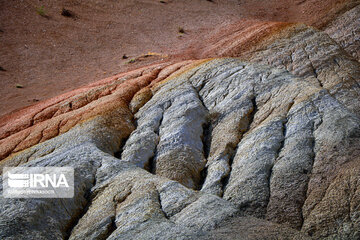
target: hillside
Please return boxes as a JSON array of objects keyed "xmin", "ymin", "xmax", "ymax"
[
  {"xmin": 0, "ymin": 0, "xmax": 360, "ymax": 239},
  {"xmin": 0, "ymin": 0, "xmax": 358, "ymax": 116}
]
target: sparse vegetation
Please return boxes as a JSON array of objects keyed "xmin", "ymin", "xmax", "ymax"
[
  {"xmin": 127, "ymin": 58, "xmax": 136, "ymax": 64},
  {"xmin": 0, "ymin": 66, "xmax": 5, "ymax": 71},
  {"xmin": 36, "ymin": 6, "xmax": 48, "ymax": 18},
  {"xmin": 125, "ymin": 52, "xmax": 167, "ymax": 64}
]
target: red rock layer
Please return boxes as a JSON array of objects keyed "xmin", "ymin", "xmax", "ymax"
[{"xmin": 0, "ymin": 60, "xmax": 201, "ymax": 160}]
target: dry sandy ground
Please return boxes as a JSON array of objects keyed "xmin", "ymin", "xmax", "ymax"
[{"xmin": 0, "ymin": 0, "xmax": 354, "ymax": 117}]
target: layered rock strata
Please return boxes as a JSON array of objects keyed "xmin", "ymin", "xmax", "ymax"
[{"xmin": 0, "ymin": 4, "xmax": 360, "ymax": 240}]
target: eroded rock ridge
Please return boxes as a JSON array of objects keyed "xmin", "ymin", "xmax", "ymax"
[{"xmin": 0, "ymin": 4, "xmax": 360, "ymax": 240}]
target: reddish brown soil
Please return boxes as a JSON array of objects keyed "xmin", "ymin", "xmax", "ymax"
[{"xmin": 0, "ymin": 0, "xmax": 356, "ymax": 117}]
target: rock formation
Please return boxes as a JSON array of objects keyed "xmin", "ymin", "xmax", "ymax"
[{"xmin": 0, "ymin": 2, "xmax": 359, "ymax": 240}]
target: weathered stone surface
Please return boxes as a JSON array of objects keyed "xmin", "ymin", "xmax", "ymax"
[
  {"xmin": 0, "ymin": 116, "xmax": 133, "ymax": 239},
  {"xmin": 0, "ymin": 4, "xmax": 360, "ymax": 239},
  {"xmin": 240, "ymin": 24, "xmax": 360, "ymax": 120},
  {"xmin": 325, "ymin": 4, "xmax": 360, "ymax": 61},
  {"xmin": 198, "ymin": 216, "xmax": 311, "ymax": 240},
  {"xmin": 0, "ymin": 60, "xmax": 198, "ymax": 161}
]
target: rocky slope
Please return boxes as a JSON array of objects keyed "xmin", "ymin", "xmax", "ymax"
[{"xmin": 0, "ymin": 2, "xmax": 360, "ymax": 240}]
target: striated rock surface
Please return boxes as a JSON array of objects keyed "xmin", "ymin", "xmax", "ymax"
[
  {"xmin": 0, "ymin": 3, "xmax": 360, "ymax": 240},
  {"xmin": 325, "ymin": 4, "xmax": 360, "ymax": 61}
]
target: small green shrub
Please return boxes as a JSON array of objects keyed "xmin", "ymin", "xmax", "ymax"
[
  {"xmin": 127, "ymin": 58, "xmax": 136, "ymax": 64},
  {"xmin": 36, "ymin": 6, "xmax": 47, "ymax": 18}
]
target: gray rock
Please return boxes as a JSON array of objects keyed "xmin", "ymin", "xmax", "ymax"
[
  {"xmin": 325, "ymin": 4, "xmax": 360, "ymax": 61},
  {"xmin": 1, "ymin": 10, "xmax": 360, "ymax": 238}
]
